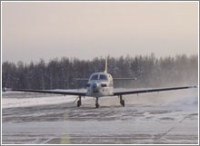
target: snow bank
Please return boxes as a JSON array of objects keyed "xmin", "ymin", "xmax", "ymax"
[{"xmin": 2, "ymin": 95, "xmax": 77, "ymax": 109}]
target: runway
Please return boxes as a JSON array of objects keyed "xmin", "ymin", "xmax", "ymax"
[{"xmin": 2, "ymin": 90, "xmax": 198, "ymax": 144}]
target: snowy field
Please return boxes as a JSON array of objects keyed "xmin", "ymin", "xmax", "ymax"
[{"xmin": 2, "ymin": 89, "xmax": 198, "ymax": 144}]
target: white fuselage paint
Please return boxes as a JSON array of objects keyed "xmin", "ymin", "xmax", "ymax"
[{"xmin": 86, "ymin": 72, "xmax": 114, "ymax": 97}]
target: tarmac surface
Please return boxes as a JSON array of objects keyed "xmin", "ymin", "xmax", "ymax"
[{"xmin": 2, "ymin": 90, "xmax": 198, "ymax": 144}]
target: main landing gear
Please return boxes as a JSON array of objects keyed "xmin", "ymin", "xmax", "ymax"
[
  {"xmin": 119, "ymin": 95, "xmax": 125, "ymax": 107},
  {"xmin": 95, "ymin": 97, "xmax": 100, "ymax": 108},
  {"xmin": 77, "ymin": 95, "xmax": 82, "ymax": 107}
]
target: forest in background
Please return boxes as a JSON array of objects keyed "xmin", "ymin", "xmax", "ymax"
[{"xmin": 2, "ymin": 54, "xmax": 198, "ymax": 90}]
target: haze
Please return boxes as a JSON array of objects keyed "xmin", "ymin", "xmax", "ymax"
[{"xmin": 2, "ymin": 2, "xmax": 198, "ymax": 63}]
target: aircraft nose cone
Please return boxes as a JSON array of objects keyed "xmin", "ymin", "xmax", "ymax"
[
  {"xmin": 91, "ymin": 82, "xmax": 99, "ymax": 93},
  {"xmin": 92, "ymin": 82, "xmax": 98, "ymax": 89}
]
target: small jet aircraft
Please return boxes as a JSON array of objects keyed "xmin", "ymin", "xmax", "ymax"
[{"xmin": 13, "ymin": 57, "xmax": 197, "ymax": 108}]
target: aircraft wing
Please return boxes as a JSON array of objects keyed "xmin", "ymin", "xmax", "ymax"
[
  {"xmin": 12, "ymin": 89, "xmax": 87, "ymax": 96},
  {"xmin": 113, "ymin": 86, "xmax": 197, "ymax": 96}
]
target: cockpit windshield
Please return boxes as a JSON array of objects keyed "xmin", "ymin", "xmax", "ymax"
[
  {"xmin": 90, "ymin": 74, "xmax": 108, "ymax": 81},
  {"xmin": 99, "ymin": 74, "xmax": 108, "ymax": 81},
  {"xmin": 90, "ymin": 74, "xmax": 98, "ymax": 80}
]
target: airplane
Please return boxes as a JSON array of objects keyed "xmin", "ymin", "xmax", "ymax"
[{"xmin": 12, "ymin": 57, "xmax": 197, "ymax": 108}]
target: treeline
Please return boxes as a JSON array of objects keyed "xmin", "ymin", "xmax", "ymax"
[{"xmin": 2, "ymin": 54, "xmax": 198, "ymax": 89}]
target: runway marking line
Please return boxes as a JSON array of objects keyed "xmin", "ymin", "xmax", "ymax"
[
  {"xmin": 60, "ymin": 113, "xmax": 71, "ymax": 144},
  {"xmin": 60, "ymin": 134, "xmax": 71, "ymax": 144}
]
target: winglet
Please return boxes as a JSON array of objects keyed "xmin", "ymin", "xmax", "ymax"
[{"xmin": 104, "ymin": 56, "xmax": 108, "ymax": 73}]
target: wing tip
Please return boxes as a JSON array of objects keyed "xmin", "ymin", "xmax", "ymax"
[{"xmin": 190, "ymin": 85, "xmax": 198, "ymax": 88}]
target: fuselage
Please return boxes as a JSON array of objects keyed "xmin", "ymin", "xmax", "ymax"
[{"xmin": 86, "ymin": 72, "xmax": 114, "ymax": 97}]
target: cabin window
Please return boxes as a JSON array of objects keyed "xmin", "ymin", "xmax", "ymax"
[
  {"xmin": 90, "ymin": 74, "xmax": 98, "ymax": 80},
  {"xmin": 99, "ymin": 74, "xmax": 108, "ymax": 80}
]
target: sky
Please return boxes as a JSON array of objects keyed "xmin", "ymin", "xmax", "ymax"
[{"xmin": 2, "ymin": 1, "xmax": 199, "ymax": 63}]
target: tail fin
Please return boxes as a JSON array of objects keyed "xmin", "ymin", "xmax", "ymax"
[{"xmin": 104, "ymin": 56, "xmax": 108, "ymax": 73}]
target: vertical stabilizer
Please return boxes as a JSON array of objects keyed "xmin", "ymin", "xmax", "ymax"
[{"xmin": 104, "ymin": 56, "xmax": 108, "ymax": 73}]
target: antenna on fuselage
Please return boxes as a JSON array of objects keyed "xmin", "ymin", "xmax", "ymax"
[{"xmin": 104, "ymin": 56, "xmax": 108, "ymax": 73}]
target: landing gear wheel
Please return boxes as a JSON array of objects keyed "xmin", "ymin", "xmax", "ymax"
[
  {"xmin": 77, "ymin": 100, "xmax": 81, "ymax": 107},
  {"xmin": 95, "ymin": 103, "xmax": 100, "ymax": 108},
  {"xmin": 120, "ymin": 99, "xmax": 125, "ymax": 107},
  {"xmin": 95, "ymin": 97, "xmax": 100, "ymax": 108},
  {"xmin": 119, "ymin": 95, "xmax": 125, "ymax": 107}
]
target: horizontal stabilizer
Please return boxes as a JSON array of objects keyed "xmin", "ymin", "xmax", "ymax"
[
  {"xmin": 113, "ymin": 78, "xmax": 137, "ymax": 80},
  {"xmin": 73, "ymin": 78, "xmax": 88, "ymax": 81}
]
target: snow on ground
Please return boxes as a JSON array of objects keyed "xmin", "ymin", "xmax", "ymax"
[
  {"xmin": 2, "ymin": 90, "xmax": 87, "ymax": 109},
  {"xmin": 2, "ymin": 89, "xmax": 199, "ymax": 144},
  {"xmin": 2, "ymin": 95, "xmax": 77, "ymax": 109}
]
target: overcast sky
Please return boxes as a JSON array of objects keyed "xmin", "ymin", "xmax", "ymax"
[{"xmin": 2, "ymin": 1, "xmax": 198, "ymax": 63}]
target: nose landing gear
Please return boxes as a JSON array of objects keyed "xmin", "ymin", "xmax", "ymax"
[{"xmin": 95, "ymin": 97, "xmax": 100, "ymax": 108}]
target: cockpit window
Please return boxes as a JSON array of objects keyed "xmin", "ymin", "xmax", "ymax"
[
  {"xmin": 99, "ymin": 74, "xmax": 108, "ymax": 80},
  {"xmin": 90, "ymin": 74, "xmax": 98, "ymax": 80}
]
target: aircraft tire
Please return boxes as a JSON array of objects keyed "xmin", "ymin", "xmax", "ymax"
[
  {"xmin": 95, "ymin": 103, "xmax": 100, "ymax": 108},
  {"xmin": 77, "ymin": 100, "xmax": 81, "ymax": 107},
  {"xmin": 121, "ymin": 100, "xmax": 125, "ymax": 107}
]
